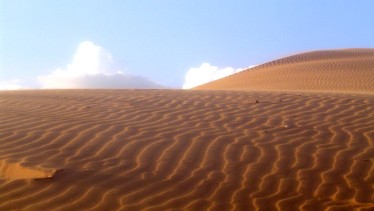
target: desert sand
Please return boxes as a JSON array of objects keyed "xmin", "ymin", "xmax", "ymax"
[
  {"xmin": 1, "ymin": 49, "xmax": 373, "ymax": 210},
  {"xmin": 195, "ymin": 48, "xmax": 374, "ymax": 93}
]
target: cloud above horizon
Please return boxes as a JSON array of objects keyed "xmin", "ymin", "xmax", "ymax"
[
  {"xmin": 0, "ymin": 79, "xmax": 25, "ymax": 90},
  {"xmin": 38, "ymin": 41, "xmax": 163, "ymax": 89},
  {"xmin": 183, "ymin": 63, "xmax": 253, "ymax": 89}
]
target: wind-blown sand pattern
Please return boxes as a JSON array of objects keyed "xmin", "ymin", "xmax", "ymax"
[
  {"xmin": 0, "ymin": 89, "xmax": 373, "ymax": 210},
  {"xmin": 1, "ymin": 49, "xmax": 374, "ymax": 210},
  {"xmin": 195, "ymin": 48, "xmax": 374, "ymax": 93}
]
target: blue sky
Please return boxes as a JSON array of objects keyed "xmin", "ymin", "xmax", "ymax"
[{"xmin": 1, "ymin": 0, "xmax": 374, "ymax": 89}]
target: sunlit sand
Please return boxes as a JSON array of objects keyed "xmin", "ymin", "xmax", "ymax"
[{"xmin": 1, "ymin": 49, "xmax": 373, "ymax": 210}]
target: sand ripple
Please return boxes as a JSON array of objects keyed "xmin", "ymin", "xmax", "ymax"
[
  {"xmin": 0, "ymin": 90, "xmax": 373, "ymax": 210},
  {"xmin": 195, "ymin": 48, "xmax": 374, "ymax": 93}
]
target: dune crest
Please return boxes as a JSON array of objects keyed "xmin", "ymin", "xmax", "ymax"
[{"xmin": 195, "ymin": 48, "xmax": 374, "ymax": 93}]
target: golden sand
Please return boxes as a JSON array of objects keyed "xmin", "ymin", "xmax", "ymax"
[
  {"xmin": 1, "ymin": 49, "xmax": 373, "ymax": 210},
  {"xmin": 195, "ymin": 49, "xmax": 374, "ymax": 93},
  {"xmin": 0, "ymin": 90, "xmax": 373, "ymax": 210}
]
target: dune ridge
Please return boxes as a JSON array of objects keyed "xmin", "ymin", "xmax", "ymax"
[
  {"xmin": 194, "ymin": 48, "xmax": 374, "ymax": 93},
  {"xmin": 0, "ymin": 89, "xmax": 373, "ymax": 210}
]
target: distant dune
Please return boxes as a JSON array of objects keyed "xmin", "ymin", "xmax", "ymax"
[
  {"xmin": 195, "ymin": 48, "xmax": 374, "ymax": 93},
  {"xmin": 1, "ymin": 49, "xmax": 373, "ymax": 210}
]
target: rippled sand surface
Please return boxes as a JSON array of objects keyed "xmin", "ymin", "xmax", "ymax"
[{"xmin": 1, "ymin": 90, "xmax": 373, "ymax": 210}]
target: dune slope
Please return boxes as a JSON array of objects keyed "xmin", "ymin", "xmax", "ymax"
[
  {"xmin": 194, "ymin": 48, "xmax": 374, "ymax": 93},
  {"xmin": 0, "ymin": 89, "xmax": 373, "ymax": 210}
]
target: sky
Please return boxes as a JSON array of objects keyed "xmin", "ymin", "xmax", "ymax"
[{"xmin": 1, "ymin": 0, "xmax": 374, "ymax": 89}]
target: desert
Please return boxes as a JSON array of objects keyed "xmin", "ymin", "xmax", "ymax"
[{"xmin": 1, "ymin": 49, "xmax": 373, "ymax": 210}]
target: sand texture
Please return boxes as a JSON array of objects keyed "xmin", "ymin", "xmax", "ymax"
[
  {"xmin": 195, "ymin": 48, "xmax": 374, "ymax": 93},
  {"xmin": 0, "ymin": 89, "xmax": 373, "ymax": 210}
]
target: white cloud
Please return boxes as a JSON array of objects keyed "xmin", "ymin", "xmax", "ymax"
[
  {"xmin": 0, "ymin": 79, "xmax": 25, "ymax": 90},
  {"xmin": 182, "ymin": 63, "xmax": 254, "ymax": 89},
  {"xmin": 38, "ymin": 41, "xmax": 163, "ymax": 89}
]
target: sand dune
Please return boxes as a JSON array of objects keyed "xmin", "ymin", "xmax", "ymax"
[
  {"xmin": 195, "ymin": 48, "xmax": 374, "ymax": 93},
  {"xmin": 0, "ymin": 89, "xmax": 373, "ymax": 210}
]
